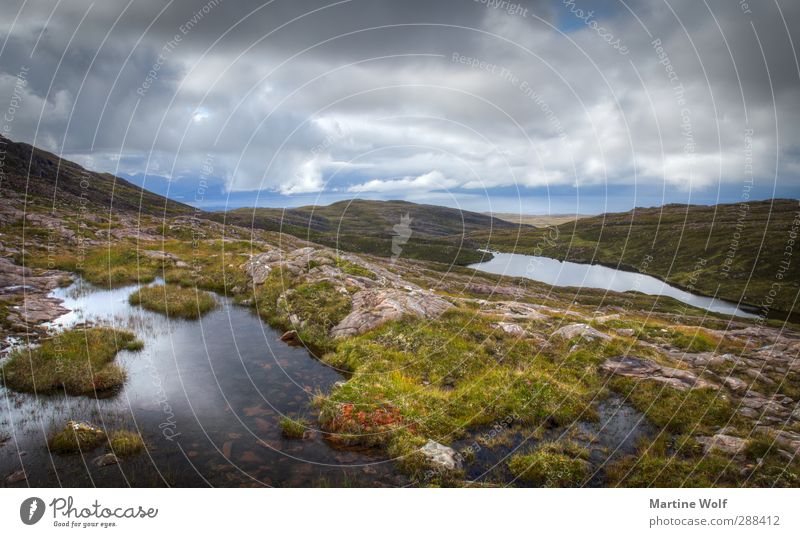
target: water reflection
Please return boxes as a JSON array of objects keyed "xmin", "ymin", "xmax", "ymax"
[{"xmin": 469, "ymin": 252, "xmax": 758, "ymax": 318}]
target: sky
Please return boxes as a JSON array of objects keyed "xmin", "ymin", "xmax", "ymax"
[{"xmin": 1, "ymin": 0, "xmax": 798, "ymax": 214}]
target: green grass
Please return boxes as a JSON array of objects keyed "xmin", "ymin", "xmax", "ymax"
[
  {"xmin": 1, "ymin": 327, "xmax": 142, "ymax": 395},
  {"xmin": 49, "ymin": 421, "xmax": 106, "ymax": 454},
  {"xmin": 508, "ymin": 442, "xmax": 591, "ymax": 487},
  {"xmin": 129, "ymin": 284, "xmax": 217, "ymax": 319},
  {"xmin": 280, "ymin": 417, "xmax": 310, "ymax": 439},
  {"xmin": 314, "ymin": 309, "xmax": 607, "ymax": 479},
  {"xmin": 609, "ymin": 378, "xmax": 736, "ymax": 434},
  {"xmin": 108, "ymin": 430, "xmax": 146, "ymax": 456}
]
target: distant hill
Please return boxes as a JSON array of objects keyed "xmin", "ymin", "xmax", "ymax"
[
  {"xmin": 0, "ymin": 135, "xmax": 193, "ymax": 216},
  {"xmin": 213, "ymin": 199, "xmax": 526, "ymax": 265},
  {"xmin": 485, "ymin": 212, "xmax": 590, "ymax": 227},
  {"xmin": 474, "ymin": 200, "xmax": 800, "ymax": 316}
]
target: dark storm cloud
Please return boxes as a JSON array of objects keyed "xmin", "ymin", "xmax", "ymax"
[{"xmin": 0, "ymin": 0, "xmax": 797, "ymax": 201}]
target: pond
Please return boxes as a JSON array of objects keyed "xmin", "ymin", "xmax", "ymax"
[
  {"xmin": 0, "ymin": 280, "xmax": 401, "ymax": 487},
  {"xmin": 468, "ymin": 252, "xmax": 758, "ymax": 318}
]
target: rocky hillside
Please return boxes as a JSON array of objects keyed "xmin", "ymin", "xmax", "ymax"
[{"xmin": 0, "ymin": 135, "xmax": 193, "ymax": 216}]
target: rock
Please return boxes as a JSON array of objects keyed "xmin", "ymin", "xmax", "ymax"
[
  {"xmin": 279, "ymin": 330, "xmax": 302, "ymax": 346},
  {"xmin": 93, "ymin": 453, "xmax": 120, "ymax": 467},
  {"xmin": 242, "ymin": 250, "xmax": 282, "ymax": 285},
  {"xmin": 696, "ymin": 433, "xmax": 748, "ymax": 456},
  {"xmin": 5, "ymin": 469, "xmax": 26, "ymax": 484},
  {"xmin": 420, "ymin": 439, "xmax": 462, "ymax": 470},
  {"xmin": 723, "ymin": 376, "xmax": 749, "ymax": 393},
  {"xmin": 616, "ymin": 328, "xmax": 636, "ymax": 337},
  {"xmin": 492, "ymin": 321, "xmax": 527, "ymax": 337},
  {"xmin": 553, "ymin": 323, "xmax": 611, "ymax": 342},
  {"xmin": 331, "ymin": 288, "xmax": 451, "ymax": 338},
  {"xmin": 600, "ymin": 356, "xmax": 718, "ymax": 390}
]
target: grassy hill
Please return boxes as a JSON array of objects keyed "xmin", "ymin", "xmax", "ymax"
[
  {"xmin": 0, "ymin": 135, "xmax": 193, "ymax": 216},
  {"xmin": 213, "ymin": 199, "xmax": 524, "ymax": 265},
  {"xmin": 472, "ymin": 199, "xmax": 800, "ymax": 316}
]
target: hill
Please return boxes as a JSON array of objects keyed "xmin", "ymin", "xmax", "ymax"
[
  {"xmin": 473, "ymin": 200, "xmax": 800, "ymax": 316},
  {"xmin": 0, "ymin": 135, "xmax": 193, "ymax": 216},
  {"xmin": 213, "ymin": 199, "xmax": 525, "ymax": 265}
]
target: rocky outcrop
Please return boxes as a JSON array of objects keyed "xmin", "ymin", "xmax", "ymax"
[
  {"xmin": 553, "ymin": 323, "xmax": 611, "ymax": 342},
  {"xmin": 420, "ymin": 439, "xmax": 462, "ymax": 471},
  {"xmin": 0, "ymin": 257, "xmax": 70, "ymax": 334},
  {"xmin": 696, "ymin": 433, "xmax": 748, "ymax": 456},
  {"xmin": 331, "ymin": 288, "xmax": 452, "ymax": 338},
  {"xmin": 600, "ymin": 355, "xmax": 718, "ymax": 390}
]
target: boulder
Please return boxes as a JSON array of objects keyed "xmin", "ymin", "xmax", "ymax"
[
  {"xmin": 279, "ymin": 330, "xmax": 302, "ymax": 346},
  {"xmin": 331, "ymin": 288, "xmax": 451, "ymax": 338},
  {"xmin": 420, "ymin": 439, "xmax": 462, "ymax": 471},
  {"xmin": 600, "ymin": 356, "xmax": 718, "ymax": 390},
  {"xmin": 492, "ymin": 321, "xmax": 528, "ymax": 337},
  {"xmin": 696, "ymin": 433, "xmax": 748, "ymax": 456},
  {"xmin": 553, "ymin": 323, "xmax": 611, "ymax": 342}
]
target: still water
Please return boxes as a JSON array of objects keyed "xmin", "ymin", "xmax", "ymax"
[
  {"xmin": 469, "ymin": 252, "xmax": 758, "ymax": 318},
  {"xmin": 0, "ymin": 280, "xmax": 400, "ymax": 487}
]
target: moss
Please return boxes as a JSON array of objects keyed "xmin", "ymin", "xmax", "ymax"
[
  {"xmin": 1, "ymin": 327, "xmax": 142, "ymax": 395},
  {"xmin": 334, "ymin": 257, "xmax": 376, "ymax": 279},
  {"xmin": 279, "ymin": 417, "xmax": 310, "ymax": 439},
  {"xmin": 108, "ymin": 430, "xmax": 145, "ymax": 456},
  {"xmin": 49, "ymin": 422, "xmax": 106, "ymax": 454},
  {"xmin": 129, "ymin": 284, "xmax": 216, "ymax": 319},
  {"xmin": 508, "ymin": 442, "xmax": 591, "ymax": 487}
]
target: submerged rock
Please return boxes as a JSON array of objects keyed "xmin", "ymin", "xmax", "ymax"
[
  {"xmin": 4, "ymin": 469, "xmax": 26, "ymax": 484},
  {"xmin": 93, "ymin": 453, "xmax": 120, "ymax": 467},
  {"xmin": 420, "ymin": 439, "xmax": 462, "ymax": 471}
]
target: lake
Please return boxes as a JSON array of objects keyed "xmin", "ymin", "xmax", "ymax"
[{"xmin": 468, "ymin": 252, "xmax": 758, "ymax": 318}]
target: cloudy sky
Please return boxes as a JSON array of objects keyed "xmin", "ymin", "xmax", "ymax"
[{"xmin": 1, "ymin": 0, "xmax": 798, "ymax": 213}]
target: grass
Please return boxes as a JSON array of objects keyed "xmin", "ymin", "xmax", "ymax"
[
  {"xmin": 254, "ymin": 273, "xmax": 352, "ymax": 352},
  {"xmin": 108, "ymin": 430, "xmax": 146, "ymax": 456},
  {"xmin": 313, "ymin": 309, "xmax": 608, "ymax": 479},
  {"xmin": 129, "ymin": 284, "xmax": 217, "ymax": 319},
  {"xmin": 608, "ymin": 378, "xmax": 737, "ymax": 435},
  {"xmin": 1, "ymin": 327, "xmax": 142, "ymax": 395},
  {"xmin": 49, "ymin": 421, "xmax": 106, "ymax": 454},
  {"xmin": 508, "ymin": 442, "xmax": 591, "ymax": 487},
  {"xmin": 280, "ymin": 417, "xmax": 310, "ymax": 439}
]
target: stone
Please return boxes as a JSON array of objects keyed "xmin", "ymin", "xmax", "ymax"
[
  {"xmin": 696, "ymin": 433, "xmax": 748, "ymax": 456},
  {"xmin": 93, "ymin": 453, "xmax": 120, "ymax": 467},
  {"xmin": 279, "ymin": 330, "xmax": 302, "ymax": 346},
  {"xmin": 331, "ymin": 288, "xmax": 451, "ymax": 338},
  {"xmin": 553, "ymin": 323, "xmax": 611, "ymax": 342},
  {"xmin": 4, "ymin": 469, "xmax": 26, "ymax": 484},
  {"xmin": 600, "ymin": 356, "xmax": 718, "ymax": 390},
  {"xmin": 492, "ymin": 321, "xmax": 527, "ymax": 337},
  {"xmin": 616, "ymin": 328, "xmax": 636, "ymax": 337},
  {"xmin": 420, "ymin": 439, "xmax": 462, "ymax": 471}
]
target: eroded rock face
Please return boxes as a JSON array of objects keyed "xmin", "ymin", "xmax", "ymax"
[
  {"xmin": 331, "ymin": 288, "xmax": 452, "ymax": 338},
  {"xmin": 553, "ymin": 323, "xmax": 611, "ymax": 342},
  {"xmin": 600, "ymin": 355, "xmax": 718, "ymax": 390},
  {"xmin": 420, "ymin": 439, "xmax": 462, "ymax": 471}
]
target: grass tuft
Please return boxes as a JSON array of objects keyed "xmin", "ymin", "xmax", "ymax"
[
  {"xmin": 129, "ymin": 284, "xmax": 216, "ymax": 319},
  {"xmin": 1, "ymin": 327, "xmax": 142, "ymax": 395}
]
